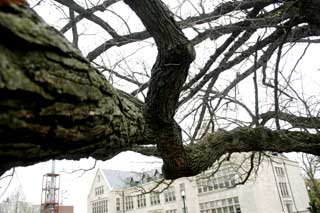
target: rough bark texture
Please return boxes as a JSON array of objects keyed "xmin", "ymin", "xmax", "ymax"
[
  {"xmin": 0, "ymin": 4, "xmax": 145, "ymax": 174},
  {"xmin": 123, "ymin": 0, "xmax": 195, "ymax": 178},
  {"xmin": 186, "ymin": 127, "xmax": 320, "ymax": 174},
  {"xmin": 1, "ymin": 2, "xmax": 320, "ymax": 179}
]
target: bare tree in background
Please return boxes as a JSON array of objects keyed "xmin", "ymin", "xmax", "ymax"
[
  {"xmin": 0, "ymin": 187, "xmax": 33, "ymax": 213},
  {"xmin": 302, "ymin": 154, "xmax": 320, "ymax": 212},
  {"xmin": 1, "ymin": 0, "xmax": 320, "ymax": 180}
]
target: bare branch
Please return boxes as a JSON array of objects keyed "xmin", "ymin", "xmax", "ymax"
[
  {"xmin": 260, "ymin": 111, "xmax": 320, "ymax": 129},
  {"xmin": 60, "ymin": 0, "xmax": 120, "ymax": 33},
  {"xmin": 54, "ymin": 0, "xmax": 120, "ymax": 38}
]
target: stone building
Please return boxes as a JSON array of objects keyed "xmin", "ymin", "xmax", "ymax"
[{"xmin": 87, "ymin": 154, "xmax": 310, "ymax": 213}]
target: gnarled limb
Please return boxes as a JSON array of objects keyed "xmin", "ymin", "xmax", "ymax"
[
  {"xmin": 260, "ymin": 111, "xmax": 320, "ymax": 129},
  {"xmin": 187, "ymin": 127, "xmax": 320, "ymax": 174},
  {"xmin": 0, "ymin": 1, "xmax": 197, "ymax": 179},
  {"xmin": 123, "ymin": 0, "xmax": 195, "ymax": 179},
  {"xmin": 0, "ymin": 4, "xmax": 145, "ymax": 174}
]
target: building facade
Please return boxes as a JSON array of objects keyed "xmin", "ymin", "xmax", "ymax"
[
  {"xmin": 87, "ymin": 154, "xmax": 310, "ymax": 213},
  {"xmin": 58, "ymin": 205, "xmax": 74, "ymax": 213}
]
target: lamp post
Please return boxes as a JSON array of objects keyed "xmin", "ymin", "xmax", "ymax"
[{"xmin": 181, "ymin": 190, "xmax": 186, "ymax": 213}]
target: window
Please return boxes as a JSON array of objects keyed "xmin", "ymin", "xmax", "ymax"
[
  {"xmin": 179, "ymin": 183, "xmax": 185, "ymax": 193},
  {"xmin": 235, "ymin": 204, "xmax": 241, "ymax": 213},
  {"xmin": 279, "ymin": 182, "xmax": 290, "ymax": 197},
  {"xmin": 92, "ymin": 199, "xmax": 108, "ymax": 213},
  {"xmin": 137, "ymin": 194, "xmax": 146, "ymax": 208},
  {"xmin": 199, "ymin": 197, "xmax": 241, "ymax": 213},
  {"xmin": 95, "ymin": 186, "xmax": 104, "ymax": 196},
  {"xmin": 130, "ymin": 178, "xmax": 139, "ymax": 187},
  {"xmin": 197, "ymin": 173, "xmax": 236, "ymax": 194},
  {"xmin": 125, "ymin": 196, "xmax": 134, "ymax": 210},
  {"xmin": 166, "ymin": 210, "xmax": 177, "ymax": 213},
  {"xmin": 229, "ymin": 174, "xmax": 236, "ymax": 186},
  {"xmin": 218, "ymin": 177, "xmax": 224, "ymax": 188},
  {"xmin": 164, "ymin": 187, "xmax": 176, "ymax": 203},
  {"xmin": 116, "ymin": 198, "xmax": 121, "ymax": 211},
  {"xmin": 285, "ymin": 202, "xmax": 293, "ymax": 213},
  {"xmin": 275, "ymin": 167, "xmax": 285, "ymax": 177},
  {"xmin": 233, "ymin": 197, "xmax": 239, "ymax": 204},
  {"xmin": 150, "ymin": 192, "xmax": 161, "ymax": 205},
  {"xmin": 154, "ymin": 170, "xmax": 163, "ymax": 179},
  {"xmin": 196, "ymin": 166, "xmax": 237, "ymax": 194},
  {"xmin": 197, "ymin": 179, "xmax": 207, "ymax": 193}
]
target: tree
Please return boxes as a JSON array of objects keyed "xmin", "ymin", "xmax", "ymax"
[
  {"xmin": 1, "ymin": 0, "xmax": 320, "ymax": 180},
  {"xmin": 302, "ymin": 154, "xmax": 320, "ymax": 212},
  {"xmin": 0, "ymin": 187, "xmax": 33, "ymax": 213}
]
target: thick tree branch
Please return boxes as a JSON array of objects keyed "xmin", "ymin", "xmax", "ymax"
[
  {"xmin": 123, "ymin": 0, "xmax": 195, "ymax": 179},
  {"xmin": 260, "ymin": 111, "xmax": 320, "ymax": 129},
  {"xmin": 0, "ymin": 2, "xmax": 197, "ymax": 179},
  {"xmin": 187, "ymin": 127, "xmax": 320, "ymax": 174},
  {"xmin": 0, "ymin": 4, "xmax": 145, "ymax": 174}
]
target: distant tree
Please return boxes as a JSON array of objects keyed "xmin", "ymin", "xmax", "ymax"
[
  {"xmin": 302, "ymin": 154, "xmax": 320, "ymax": 212},
  {"xmin": 308, "ymin": 199, "xmax": 319, "ymax": 213},
  {"xmin": 1, "ymin": 0, "xmax": 320, "ymax": 179},
  {"xmin": 0, "ymin": 187, "xmax": 33, "ymax": 213}
]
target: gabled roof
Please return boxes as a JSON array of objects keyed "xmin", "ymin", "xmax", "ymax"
[{"xmin": 102, "ymin": 167, "xmax": 162, "ymax": 190}]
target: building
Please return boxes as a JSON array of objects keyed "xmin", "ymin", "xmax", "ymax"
[
  {"xmin": 87, "ymin": 153, "xmax": 310, "ymax": 213},
  {"xmin": 58, "ymin": 205, "xmax": 74, "ymax": 213}
]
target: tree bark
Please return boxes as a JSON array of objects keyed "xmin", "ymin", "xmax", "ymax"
[
  {"xmin": 123, "ymin": 0, "xmax": 195, "ymax": 178},
  {"xmin": 0, "ymin": 4, "xmax": 145, "ymax": 174},
  {"xmin": 186, "ymin": 127, "xmax": 320, "ymax": 174}
]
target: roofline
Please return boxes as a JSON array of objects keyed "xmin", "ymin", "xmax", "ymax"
[
  {"xmin": 87, "ymin": 168, "xmax": 114, "ymax": 199},
  {"xmin": 100, "ymin": 168, "xmax": 113, "ymax": 190},
  {"xmin": 87, "ymin": 169, "xmax": 99, "ymax": 199}
]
